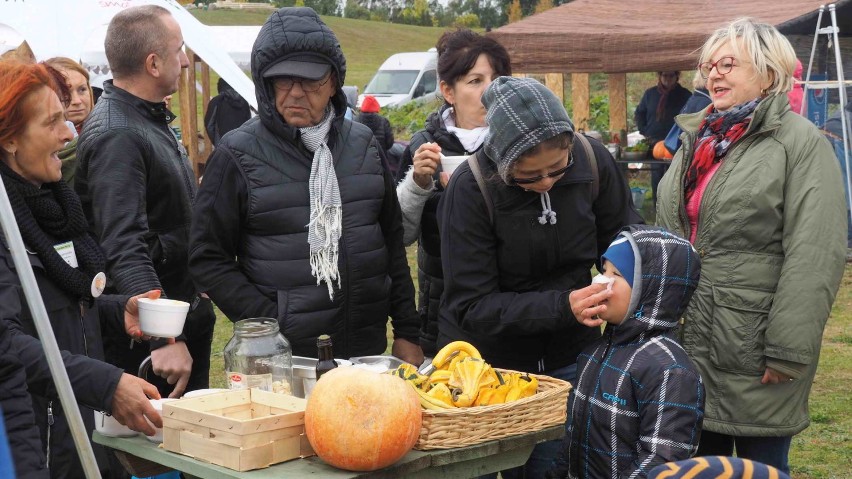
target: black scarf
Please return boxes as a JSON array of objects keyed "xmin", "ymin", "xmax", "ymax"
[{"xmin": 0, "ymin": 162, "xmax": 105, "ymax": 300}]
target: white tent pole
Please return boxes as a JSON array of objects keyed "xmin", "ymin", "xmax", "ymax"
[
  {"xmin": 828, "ymin": 3, "xmax": 852, "ymax": 222},
  {"xmin": 801, "ymin": 5, "xmax": 824, "ymax": 115},
  {"xmin": 0, "ymin": 176, "xmax": 101, "ymax": 479}
]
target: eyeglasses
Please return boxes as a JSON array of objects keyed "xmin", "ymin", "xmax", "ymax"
[
  {"xmin": 698, "ymin": 56, "xmax": 737, "ymax": 79},
  {"xmin": 511, "ymin": 154, "xmax": 574, "ymax": 185},
  {"xmin": 272, "ymin": 74, "xmax": 332, "ymax": 93}
]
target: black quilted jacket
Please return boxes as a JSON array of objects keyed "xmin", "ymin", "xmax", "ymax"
[
  {"xmin": 188, "ymin": 7, "xmax": 419, "ymax": 357},
  {"xmin": 76, "ymin": 81, "xmax": 198, "ymax": 303}
]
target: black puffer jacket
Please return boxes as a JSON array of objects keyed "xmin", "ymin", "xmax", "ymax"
[
  {"xmin": 439, "ymin": 140, "xmax": 642, "ymax": 373},
  {"xmin": 356, "ymin": 112, "xmax": 394, "ymax": 153},
  {"xmin": 396, "ymin": 105, "xmax": 472, "ymax": 356},
  {"xmin": 0, "ymin": 241, "xmax": 125, "ymax": 478},
  {"xmin": 189, "ymin": 7, "xmax": 418, "ymax": 357},
  {"xmin": 556, "ymin": 226, "xmax": 705, "ymax": 479}
]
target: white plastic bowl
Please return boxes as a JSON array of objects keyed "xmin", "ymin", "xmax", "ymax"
[
  {"xmin": 138, "ymin": 298, "xmax": 189, "ymax": 338},
  {"xmin": 441, "ymin": 155, "xmax": 468, "ymax": 176},
  {"xmin": 144, "ymin": 398, "xmax": 177, "ymax": 443},
  {"xmin": 94, "ymin": 410, "xmax": 137, "ymax": 438},
  {"xmin": 182, "ymin": 388, "xmax": 228, "ymax": 399}
]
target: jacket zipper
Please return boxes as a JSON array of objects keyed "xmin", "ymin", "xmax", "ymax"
[
  {"xmin": 46, "ymin": 401, "xmax": 54, "ymax": 465},
  {"xmin": 79, "ymin": 304, "xmax": 89, "ymax": 357},
  {"xmin": 163, "ymin": 124, "xmax": 196, "ymax": 205}
]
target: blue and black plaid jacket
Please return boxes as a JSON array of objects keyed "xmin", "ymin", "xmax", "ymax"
[{"xmin": 558, "ymin": 225, "xmax": 705, "ymax": 479}]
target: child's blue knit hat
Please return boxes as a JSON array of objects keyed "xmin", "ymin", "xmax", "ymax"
[
  {"xmin": 649, "ymin": 456, "xmax": 791, "ymax": 479},
  {"xmin": 601, "ymin": 236, "xmax": 636, "ymax": 288}
]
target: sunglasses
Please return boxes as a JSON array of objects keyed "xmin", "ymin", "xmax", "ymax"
[
  {"xmin": 511, "ymin": 153, "xmax": 574, "ymax": 185},
  {"xmin": 272, "ymin": 74, "xmax": 332, "ymax": 93}
]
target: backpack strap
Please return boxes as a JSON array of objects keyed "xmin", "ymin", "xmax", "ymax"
[
  {"xmin": 467, "ymin": 152, "xmax": 495, "ymax": 225},
  {"xmin": 574, "ymin": 133, "xmax": 599, "ymax": 202}
]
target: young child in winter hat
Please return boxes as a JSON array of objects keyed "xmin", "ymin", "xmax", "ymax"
[
  {"xmin": 548, "ymin": 225, "xmax": 705, "ymax": 479},
  {"xmin": 649, "ymin": 456, "xmax": 791, "ymax": 479}
]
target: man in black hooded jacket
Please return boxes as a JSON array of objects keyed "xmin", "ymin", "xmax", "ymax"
[{"xmin": 189, "ymin": 7, "xmax": 422, "ymax": 364}]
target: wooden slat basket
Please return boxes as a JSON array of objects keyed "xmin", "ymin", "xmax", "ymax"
[
  {"xmin": 162, "ymin": 389, "xmax": 314, "ymax": 471},
  {"xmin": 415, "ymin": 369, "xmax": 571, "ymax": 450}
]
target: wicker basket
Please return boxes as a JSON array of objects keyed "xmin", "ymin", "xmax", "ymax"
[{"xmin": 415, "ymin": 369, "xmax": 572, "ymax": 450}]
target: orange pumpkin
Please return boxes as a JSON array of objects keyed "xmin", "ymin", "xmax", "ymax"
[
  {"xmin": 305, "ymin": 367, "xmax": 422, "ymax": 471},
  {"xmin": 653, "ymin": 140, "xmax": 674, "ymax": 160}
]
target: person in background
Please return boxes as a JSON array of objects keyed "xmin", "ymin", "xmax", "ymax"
[
  {"xmin": 395, "ymin": 28, "xmax": 511, "ymax": 357},
  {"xmin": 649, "ymin": 456, "xmax": 791, "ymax": 479},
  {"xmin": 440, "ymin": 77, "xmax": 641, "ymax": 479},
  {"xmin": 76, "ymin": 5, "xmax": 216, "ymax": 400},
  {"xmin": 44, "ymin": 57, "xmax": 94, "ymax": 186},
  {"xmin": 549, "ymin": 226, "xmax": 704, "ymax": 478},
  {"xmin": 664, "ymin": 70, "xmax": 712, "ymax": 154},
  {"xmin": 0, "ymin": 60, "xmax": 165, "ymax": 479},
  {"xmin": 356, "ymin": 95, "xmax": 394, "ymax": 165},
  {"xmin": 822, "ymin": 102, "xmax": 852, "ymax": 255},
  {"xmin": 654, "ymin": 18, "xmax": 845, "ymax": 472},
  {"xmin": 787, "ymin": 59, "xmax": 803, "ymax": 114},
  {"xmin": 189, "ymin": 7, "xmax": 422, "ymax": 364},
  {"xmin": 635, "ymin": 71, "xmax": 691, "ymax": 204},
  {"xmin": 204, "ymin": 77, "xmax": 251, "ymax": 147}
]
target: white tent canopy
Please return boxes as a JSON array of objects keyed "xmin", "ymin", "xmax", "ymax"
[{"xmin": 0, "ymin": 0, "xmax": 258, "ymax": 109}]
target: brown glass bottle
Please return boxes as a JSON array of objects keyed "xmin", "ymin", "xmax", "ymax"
[{"xmin": 315, "ymin": 334, "xmax": 338, "ymax": 380}]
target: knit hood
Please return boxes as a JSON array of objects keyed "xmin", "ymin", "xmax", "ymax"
[
  {"xmin": 606, "ymin": 225, "xmax": 701, "ymax": 344},
  {"xmin": 481, "ymin": 76, "xmax": 574, "ymax": 184},
  {"xmin": 251, "ymin": 7, "xmax": 347, "ymax": 137},
  {"xmin": 360, "ymin": 95, "xmax": 380, "ymax": 113}
]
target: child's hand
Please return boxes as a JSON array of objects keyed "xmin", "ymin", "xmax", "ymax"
[{"xmin": 569, "ymin": 283, "xmax": 613, "ymax": 327}]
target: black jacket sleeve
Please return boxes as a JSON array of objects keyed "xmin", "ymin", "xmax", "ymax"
[
  {"xmin": 189, "ymin": 146, "xmax": 277, "ymax": 322},
  {"xmin": 378, "ymin": 150, "xmax": 420, "ymax": 342},
  {"xmin": 0, "ymin": 319, "xmax": 48, "ymax": 479},
  {"xmin": 630, "ymin": 366, "xmax": 704, "ymax": 476},
  {"xmin": 635, "ymin": 90, "xmax": 651, "ymax": 136},
  {"xmin": 381, "ymin": 117, "xmax": 395, "ymax": 151},
  {"xmin": 591, "ymin": 141, "xmax": 644, "ymax": 268},
  {"xmin": 440, "ymin": 167, "xmax": 573, "ymax": 337},
  {"xmin": 82, "ymin": 129, "xmax": 162, "ymax": 295}
]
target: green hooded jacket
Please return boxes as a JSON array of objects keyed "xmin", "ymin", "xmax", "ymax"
[
  {"xmin": 58, "ymin": 137, "xmax": 78, "ymax": 187},
  {"xmin": 656, "ymin": 93, "xmax": 846, "ymax": 437}
]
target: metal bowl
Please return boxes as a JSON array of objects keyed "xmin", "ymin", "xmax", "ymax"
[
  {"xmin": 291, "ymin": 356, "xmax": 353, "ymax": 398},
  {"xmin": 347, "ymin": 355, "xmax": 409, "ymax": 372},
  {"xmin": 621, "ymin": 150, "xmax": 647, "ymax": 161}
]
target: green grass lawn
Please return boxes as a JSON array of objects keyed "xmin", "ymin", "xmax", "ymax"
[{"xmin": 207, "ymin": 250, "xmax": 851, "ymax": 478}]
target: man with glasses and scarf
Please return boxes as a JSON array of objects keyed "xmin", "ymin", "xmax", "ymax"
[{"xmin": 189, "ymin": 7, "xmax": 423, "ymax": 365}]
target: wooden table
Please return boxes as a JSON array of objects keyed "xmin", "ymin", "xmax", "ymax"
[{"xmin": 94, "ymin": 425, "xmax": 564, "ymax": 479}]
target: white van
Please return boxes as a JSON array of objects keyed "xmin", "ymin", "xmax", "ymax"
[{"xmin": 357, "ymin": 49, "xmax": 439, "ymax": 109}]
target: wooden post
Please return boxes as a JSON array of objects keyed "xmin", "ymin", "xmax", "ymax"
[
  {"xmin": 512, "ymin": 73, "xmax": 527, "ymax": 78},
  {"xmin": 182, "ymin": 47, "xmax": 200, "ymax": 179},
  {"xmin": 199, "ymin": 58, "xmax": 212, "ymax": 169},
  {"xmin": 571, "ymin": 73, "xmax": 590, "ymax": 131},
  {"xmin": 544, "ymin": 73, "xmax": 564, "ymax": 103},
  {"xmin": 608, "ymin": 73, "xmax": 627, "ymax": 145}
]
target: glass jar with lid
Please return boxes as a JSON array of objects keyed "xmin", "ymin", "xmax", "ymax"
[{"xmin": 223, "ymin": 318, "xmax": 293, "ymax": 395}]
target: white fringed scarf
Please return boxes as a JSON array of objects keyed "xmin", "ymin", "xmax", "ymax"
[{"xmin": 300, "ymin": 107, "xmax": 341, "ymax": 300}]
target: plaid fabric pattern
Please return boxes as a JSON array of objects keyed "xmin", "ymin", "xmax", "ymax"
[
  {"xmin": 648, "ymin": 456, "xmax": 791, "ymax": 479},
  {"xmin": 562, "ymin": 225, "xmax": 705, "ymax": 479}
]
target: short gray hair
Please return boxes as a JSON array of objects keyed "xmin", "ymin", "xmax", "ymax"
[
  {"xmin": 698, "ymin": 18, "xmax": 797, "ymax": 96},
  {"xmin": 105, "ymin": 5, "xmax": 171, "ymax": 79}
]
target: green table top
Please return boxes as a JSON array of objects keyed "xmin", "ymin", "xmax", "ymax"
[{"xmin": 94, "ymin": 425, "xmax": 563, "ymax": 479}]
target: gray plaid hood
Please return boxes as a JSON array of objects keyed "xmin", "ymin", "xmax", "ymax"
[{"xmin": 608, "ymin": 225, "xmax": 701, "ymax": 345}]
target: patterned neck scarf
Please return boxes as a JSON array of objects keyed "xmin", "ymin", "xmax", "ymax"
[
  {"xmin": 684, "ymin": 97, "xmax": 761, "ymax": 201},
  {"xmin": 655, "ymin": 81, "xmax": 676, "ymax": 121},
  {"xmin": 300, "ymin": 106, "xmax": 341, "ymax": 301}
]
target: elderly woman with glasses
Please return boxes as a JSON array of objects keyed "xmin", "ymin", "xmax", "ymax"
[
  {"xmin": 438, "ymin": 76, "xmax": 640, "ymax": 479},
  {"xmin": 652, "ymin": 18, "xmax": 845, "ymax": 472}
]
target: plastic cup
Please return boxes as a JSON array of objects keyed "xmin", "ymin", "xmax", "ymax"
[
  {"xmin": 441, "ymin": 155, "xmax": 468, "ymax": 176},
  {"xmin": 94, "ymin": 410, "xmax": 137, "ymax": 438},
  {"xmin": 138, "ymin": 298, "xmax": 190, "ymax": 338},
  {"xmin": 145, "ymin": 398, "xmax": 177, "ymax": 443}
]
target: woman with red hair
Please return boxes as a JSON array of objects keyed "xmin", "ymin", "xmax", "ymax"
[{"xmin": 0, "ymin": 61, "xmax": 163, "ymax": 478}]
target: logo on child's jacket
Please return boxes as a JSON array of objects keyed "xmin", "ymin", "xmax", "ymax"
[{"xmin": 602, "ymin": 391, "xmax": 627, "ymax": 406}]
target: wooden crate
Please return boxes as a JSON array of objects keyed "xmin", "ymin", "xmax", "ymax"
[{"xmin": 162, "ymin": 389, "xmax": 314, "ymax": 471}]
